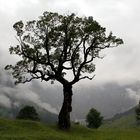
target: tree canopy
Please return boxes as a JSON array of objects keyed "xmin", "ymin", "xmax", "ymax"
[{"xmin": 5, "ymin": 12, "xmax": 123, "ymax": 85}]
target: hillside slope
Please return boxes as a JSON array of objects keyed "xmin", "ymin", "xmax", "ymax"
[
  {"xmin": 102, "ymin": 107, "xmax": 137, "ymax": 128},
  {"xmin": 0, "ymin": 104, "xmax": 58, "ymax": 123},
  {"xmin": 1, "ymin": 118, "xmax": 140, "ymax": 140}
]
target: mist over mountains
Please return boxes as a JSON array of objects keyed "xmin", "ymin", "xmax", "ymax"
[
  {"xmin": 0, "ymin": 0, "xmax": 140, "ymax": 124},
  {"xmin": 0, "ymin": 68, "xmax": 140, "ymax": 121}
]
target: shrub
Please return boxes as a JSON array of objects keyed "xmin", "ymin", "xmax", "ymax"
[
  {"xmin": 136, "ymin": 101, "xmax": 140, "ymax": 124},
  {"xmin": 16, "ymin": 105, "xmax": 40, "ymax": 121},
  {"xmin": 86, "ymin": 108, "xmax": 103, "ymax": 128}
]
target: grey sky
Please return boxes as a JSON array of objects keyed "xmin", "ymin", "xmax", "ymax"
[
  {"xmin": 0, "ymin": 0, "xmax": 140, "ymax": 85},
  {"xmin": 0, "ymin": 0, "xmax": 140, "ymax": 118}
]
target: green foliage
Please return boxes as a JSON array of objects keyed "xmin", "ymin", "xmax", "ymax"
[
  {"xmin": 86, "ymin": 108, "xmax": 103, "ymax": 128},
  {"xmin": 16, "ymin": 106, "xmax": 40, "ymax": 121},
  {"xmin": 5, "ymin": 11, "xmax": 123, "ymax": 85}
]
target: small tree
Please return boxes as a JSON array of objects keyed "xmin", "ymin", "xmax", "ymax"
[
  {"xmin": 86, "ymin": 108, "xmax": 103, "ymax": 128},
  {"xmin": 5, "ymin": 11, "xmax": 123, "ymax": 129},
  {"xmin": 136, "ymin": 101, "xmax": 140, "ymax": 124},
  {"xmin": 16, "ymin": 106, "xmax": 40, "ymax": 121}
]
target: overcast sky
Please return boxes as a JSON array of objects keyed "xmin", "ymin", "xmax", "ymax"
[
  {"xmin": 0, "ymin": 0, "xmax": 140, "ymax": 118},
  {"xmin": 0, "ymin": 0, "xmax": 140, "ymax": 85}
]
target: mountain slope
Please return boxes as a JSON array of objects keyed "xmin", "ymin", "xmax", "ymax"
[
  {"xmin": 102, "ymin": 106, "xmax": 137, "ymax": 128},
  {"xmin": 0, "ymin": 104, "xmax": 58, "ymax": 123}
]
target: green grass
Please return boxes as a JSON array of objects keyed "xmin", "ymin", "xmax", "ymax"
[
  {"xmin": 0, "ymin": 118, "xmax": 140, "ymax": 140},
  {"xmin": 101, "ymin": 114, "xmax": 136, "ymax": 129}
]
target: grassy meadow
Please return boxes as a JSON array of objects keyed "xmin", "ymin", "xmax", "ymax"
[{"xmin": 0, "ymin": 118, "xmax": 140, "ymax": 140}]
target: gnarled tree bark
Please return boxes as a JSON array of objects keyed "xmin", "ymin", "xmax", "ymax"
[{"xmin": 58, "ymin": 84, "xmax": 73, "ymax": 129}]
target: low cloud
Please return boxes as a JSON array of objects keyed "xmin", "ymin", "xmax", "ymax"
[
  {"xmin": 126, "ymin": 88, "xmax": 140, "ymax": 104},
  {"xmin": 15, "ymin": 87, "xmax": 58, "ymax": 114},
  {"xmin": 0, "ymin": 94, "xmax": 11, "ymax": 108},
  {"xmin": 1, "ymin": 69, "xmax": 140, "ymax": 119},
  {"xmin": 0, "ymin": 71, "xmax": 58, "ymax": 115}
]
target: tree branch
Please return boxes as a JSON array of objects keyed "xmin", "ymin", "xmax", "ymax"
[
  {"xmin": 22, "ymin": 76, "xmax": 40, "ymax": 83},
  {"xmin": 19, "ymin": 41, "xmax": 57, "ymax": 74},
  {"xmin": 62, "ymin": 66, "xmax": 72, "ymax": 70},
  {"xmin": 44, "ymin": 33, "xmax": 50, "ymax": 62},
  {"xmin": 70, "ymin": 38, "xmax": 83, "ymax": 77},
  {"xmin": 79, "ymin": 75, "xmax": 95, "ymax": 81}
]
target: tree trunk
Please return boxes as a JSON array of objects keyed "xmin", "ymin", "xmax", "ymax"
[{"xmin": 58, "ymin": 84, "xmax": 73, "ymax": 129}]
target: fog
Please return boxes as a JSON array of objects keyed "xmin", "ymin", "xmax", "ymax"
[{"xmin": 0, "ymin": 0, "xmax": 140, "ymax": 119}]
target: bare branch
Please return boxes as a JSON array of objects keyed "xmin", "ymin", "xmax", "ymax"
[
  {"xmin": 79, "ymin": 75, "xmax": 95, "ymax": 81},
  {"xmin": 71, "ymin": 38, "xmax": 83, "ymax": 77},
  {"xmin": 62, "ymin": 66, "xmax": 72, "ymax": 70},
  {"xmin": 22, "ymin": 76, "xmax": 40, "ymax": 83},
  {"xmin": 71, "ymin": 38, "xmax": 83, "ymax": 59},
  {"xmin": 83, "ymin": 35, "xmax": 89, "ymax": 57},
  {"xmin": 44, "ymin": 33, "xmax": 50, "ymax": 62}
]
